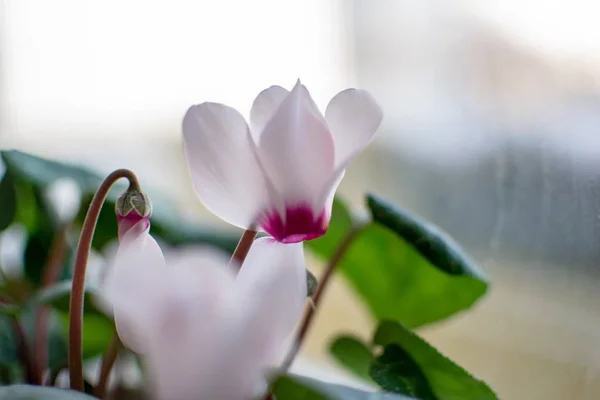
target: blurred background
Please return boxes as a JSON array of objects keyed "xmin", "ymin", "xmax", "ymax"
[{"xmin": 2, "ymin": 1, "xmax": 600, "ymax": 398}]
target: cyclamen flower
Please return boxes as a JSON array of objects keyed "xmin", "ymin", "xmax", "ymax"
[
  {"xmin": 182, "ymin": 81, "xmax": 383, "ymax": 243},
  {"xmin": 103, "ymin": 225, "xmax": 306, "ymax": 400}
]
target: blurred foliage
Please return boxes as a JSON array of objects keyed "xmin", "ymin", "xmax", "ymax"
[{"xmin": 271, "ymin": 374, "xmax": 417, "ymax": 400}]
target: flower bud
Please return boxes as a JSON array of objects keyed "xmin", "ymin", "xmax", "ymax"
[{"xmin": 115, "ymin": 188, "xmax": 152, "ymax": 240}]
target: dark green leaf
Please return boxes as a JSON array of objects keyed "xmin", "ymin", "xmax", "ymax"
[
  {"xmin": 23, "ymin": 228, "xmax": 74, "ymax": 287},
  {"xmin": 271, "ymin": 374, "xmax": 416, "ymax": 400},
  {"xmin": 371, "ymin": 321, "xmax": 497, "ymax": 400},
  {"xmin": 0, "ymin": 316, "xmax": 18, "ymax": 367},
  {"xmin": 0, "ymin": 171, "xmax": 17, "ymax": 231},
  {"xmin": 0, "ymin": 384, "xmax": 97, "ymax": 399},
  {"xmin": 308, "ymin": 198, "xmax": 488, "ymax": 328},
  {"xmin": 370, "ymin": 344, "xmax": 436, "ymax": 399},
  {"xmin": 366, "ymin": 194, "xmax": 486, "ymax": 280},
  {"xmin": 2, "ymin": 151, "xmax": 104, "ymax": 194},
  {"xmin": 329, "ymin": 335, "xmax": 374, "ymax": 381},
  {"xmin": 12, "ymin": 179, "xmax": 42, "ymax": 233},
  {"xmin": 271, "ymin": 375, "xmax": 328, "ymax": 400}
]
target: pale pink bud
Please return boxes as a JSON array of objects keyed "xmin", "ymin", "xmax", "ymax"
[{"xmin": 115, "ymin": 188, "xmax": 152, "ymax": 240}]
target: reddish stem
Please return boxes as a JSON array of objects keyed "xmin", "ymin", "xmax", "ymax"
[
  {"xmin": 68, "ymin": 169, "xmax": 140, "ymax": 392},
  {"xmin": 229, "ymin": 228, "xmax": 257, "ymax": 268},
  {"xmin": 11, "ymin": 315, "xmax": 41, "ymax": 384},
  {"xmin": 35, "ymin": 225, "xmax": 69, "ymax": 384},
  {"xmin": 94, "ymin": 333, "xmax": 120, "ymax": 398}
]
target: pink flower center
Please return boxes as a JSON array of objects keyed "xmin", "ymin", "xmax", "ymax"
[{"xmin": 261, "ymin": 205, "xmax": 328, "ymax": 243}]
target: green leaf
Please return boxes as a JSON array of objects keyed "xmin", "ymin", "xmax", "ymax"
[
  {"xmin": 370, "ymin": 344, "xmax": 436, "ymax": 399},
  {"xmin": 0, "ymin": 384, "xmax": 97, "ymax": 399},
  {"xmin": 371, "ymin": 321, "xmax": 497, "ymax": 400},
  {"xmin": 0, "ymin": 171, "xmax": 17, "ymax": 231},
  {"xmin": 308, "ymin": 197, "xmax": 488, "ymax": 328},
  {"xmin": 329, "ymin": 335, "xmax": 374, "ymax": 381},
  {"xmin": 0, "ymin": 316, "xmax": 18, "ymax": 367},
  {"xmin": 271, "ymin": 374, "xmax": 417, "ymax": 400},
  {"xmin": 23, "ymin": 227, "xmax": 74, "ymax": 287},
  {"xmin": 73, "ymin": 313, "xmax": 114, "ymax": 360},
  {"xmin": 365, "ymin": 194, "xmax": 486, "ymax": 280},
  {"xmin": 2, "ymin": 151, "xmax": 103, "ymax": 194}
]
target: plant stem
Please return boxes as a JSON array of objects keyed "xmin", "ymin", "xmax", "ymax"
[
  {"xmin": 95, "ymin": 333, "xmax": 120, "ymax": 399},
  {"xmin": 229, "ymin": 228, "xmax": 257, "ymax": 268},
  {"xmin": 280, "ymin": 224, "xmax": 365, "ymax": 371},
  {"xmin": 10, "ymin": 315, "xmax": 41, "ymax": 384},
  {"xmin": 68, "ymin": 169, "xmax": 140, "ymax": 392},
  {"xmin": 34, "ymin": 225, "xmax": 69, "ymax": 384}
]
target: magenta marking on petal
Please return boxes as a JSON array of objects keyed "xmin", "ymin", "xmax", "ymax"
[
  {"xmin": 117, "ymin": 213, "xmax": 150, "ymax": 240},
  {"xmin": 261, "ymin": 205, "xmax": 328, "ymax": 243}
]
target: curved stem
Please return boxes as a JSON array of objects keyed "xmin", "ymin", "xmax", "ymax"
[
  {"xmin": 35, "ymin": 225, "xmax": 69, "ymax": 383},
  {"xmin": 68, "ymin": 169, "xmax": 140, "ymax": 392},
  {"xmin": 229, "ymin": 228, "xmax": 257, "ymax": 268},
  {"xmin": 280, "ymin": 224, "xmax": 366, "ymax": 371},
  {"xmin": 95, "ymin": 333, "xmax": 120, "ymax": 399}
]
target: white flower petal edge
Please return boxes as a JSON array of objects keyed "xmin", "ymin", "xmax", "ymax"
[
  {"xmin": 182, "ymin": 103, "xmax": 272, "ymax": 229},
  {"xmin": 104, "ymin": 233, "xmax": 307, "ymax": 400},
  {"xmin": 257, "ymin": 81, "xmax": 335, "ymax": 208},
  {"xmin": 325, "ymin": 88, "xmax": 383, "ymax": 168},
  {"xmin": 103, "ymin": 224, "xmax": 165, "ymax": 354},
  {"xmin": 236, "ymin": 237, "xmax": 306, "ymax": 351},
  {"xmin": 250, "ymin": 85, "xmax": 289, "ymax": 141}
]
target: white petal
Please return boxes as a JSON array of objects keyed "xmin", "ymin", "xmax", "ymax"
[
  {"xmin": 323, "ymin": 169, "xmax": 345, "ymax": 219},
  {"xmin": 257, "ymin": 81, "xmax": 335, "ymax": 210},
  {"xmin": 250, "ymin": 85, "xmax": 289, "ymax": 140},
  {"xmin": 103, "ymin": 229, "xmax": 166, "ymax": 353},
  {"xmin": 182, "ymin": 103, "xmax": 272, "ymax": 229},
  {"xmin": 145, "ymin": 250, "xmax": 246, "ymax": 399},
  {"xmin": 325, "ymin": 88, "xmax": 383, "ymax": 168},
  {"xmin": 236, "ymin": 237, "xmax": 306, "ymax": 345}
]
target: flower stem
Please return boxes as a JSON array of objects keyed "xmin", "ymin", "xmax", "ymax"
[
  {"xmin": 94, "ymin": 333, "xmax": 120, "ymax": 399},
  {"xmin": 34, "ymin": 225, "xmax": 69, "ymax": 384},
  {"xmin": 11, "ymin": 315, "xmax": 41, "ymax": 384},
  {"xmin": 68, "ymin": 169, "xmax": 140, "ymax": 392},
  {"xmin": 229, "ymin": 228, "xmax": 257, "ymax": 268},
  {"xmin": 280, "ymin": 224, "xmax": 366, "ymax": 371}
]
